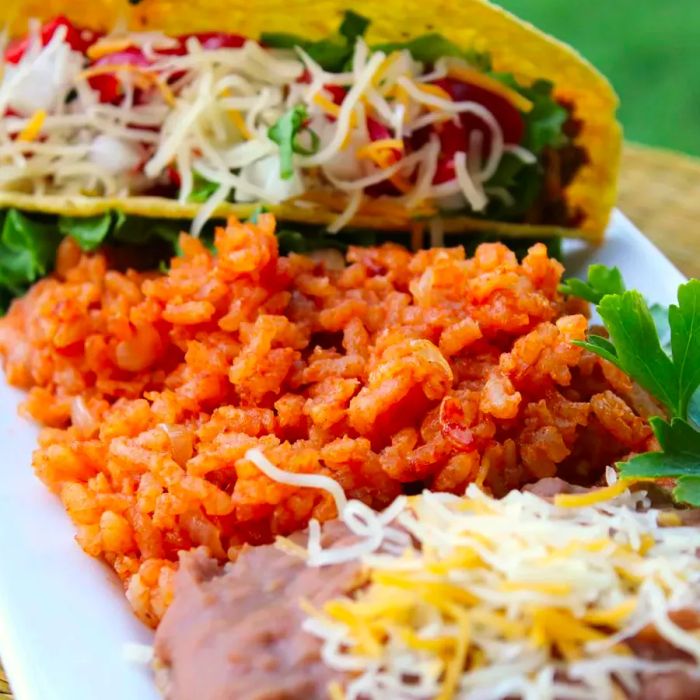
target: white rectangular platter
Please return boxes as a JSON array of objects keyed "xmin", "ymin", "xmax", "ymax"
[{"xmin": 0, "ymin": 210, "xmax": 688, "ymax": 700}]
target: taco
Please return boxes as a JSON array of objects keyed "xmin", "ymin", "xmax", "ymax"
[{"xmin": 0, "ymin": 0, "xmax": 620, "ymax": 244}]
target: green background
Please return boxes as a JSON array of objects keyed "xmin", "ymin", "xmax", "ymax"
[{"xmin": 497, "ymin": 0, "xmax": 700, "ymax": 156}]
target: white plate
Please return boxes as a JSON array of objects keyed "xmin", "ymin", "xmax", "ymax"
[{"xmin": 0, "ymin": 210, "xmax": 688, "ymax": 700}]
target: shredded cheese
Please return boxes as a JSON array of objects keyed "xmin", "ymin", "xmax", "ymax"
[
  {"xmin": 414, "ymin": 82, "xmax": 454, "ymax": 110},
  {"xmin": 17, "ymin": 110, "xmax": 46, "ymax": 142},
  {"xmin": 446, "ymin": 64, "xmax": 533, "ymax": 113},
  {"xmin": 554, "ymin": 479, "xmax": 633, "ymax": 508},
  {"xmin": 454, "ymin": 150, "xmax": 487, "ymax": 212},
  {"xmin": 227, "ymin": 109, "xmax": 252, "ymax": 139},
  {"xmin": 86, "ymin": 38, "xmax": 134, "ymax": 61},
  {"xmin": 355, "ymin": 138, "xmax": 404, "ymax": 159},
  {"xmin": 0, "ymin": 26, "xmax": 543, "ymax": 233},
  {"xmin": 253, "ymin": 449, "xmax": 700, "ymax": 700}
]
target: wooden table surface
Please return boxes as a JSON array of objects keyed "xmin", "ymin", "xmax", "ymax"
[{"xmin": 0, "ymin": 142, "xmax": 699, "ymax": 698}]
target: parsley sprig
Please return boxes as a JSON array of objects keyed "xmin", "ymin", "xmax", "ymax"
[
  {"xmin": 562, "ymin": 266, "xmax": 700, "ymax": 505},
  {"xmin": 558, "ymin": 264, "xmax": 625, "ymax": 304}
]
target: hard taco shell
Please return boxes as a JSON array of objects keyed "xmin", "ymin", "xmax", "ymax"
[{"xmin": 0, "ymin": 0, "xmax": 621, "ymax": 241}]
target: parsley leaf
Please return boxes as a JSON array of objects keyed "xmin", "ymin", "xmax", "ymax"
[
  {"xmin": 559, "ymin": 264, "xmax": 626, "ymax": 304},
  {"xmin": 268, "ymin": 105, "xmax": 319, "ymax": 179},
  {"xmin": 619, "ymin": 417, "xmax": 700, "ymax": 479},
  {"xmin": 669, "ymin": 280, "xmax": 700, "ymax": 419},
  {"xmin": 572, "ymin": 276, "xmax": 700, "ymax": 507},
  {"xmin": 672, "ymin": 476, "xmax": 700, "ymax": 506},
  {"xmin": 650, "ymin": 302, "xmax": 672, "ymax": 353},
  {"xmin": 618, "ymin": 417, "xmax": 700, "ymax": 505},
  {"xmin": 689, "ymin": 390, "xmax": 700, "ymax": 429},
  {"xmin": 578, "ymin": 290, "xmax": 680, "ymax": 416}
]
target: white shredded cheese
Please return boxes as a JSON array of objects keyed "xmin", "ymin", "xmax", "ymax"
[
  {"xmin": 248, "ymin": 448, "xmax": 700, "ymax": 700},
  {"xmin": 454, "ymin": 150, "xmax": 488, "ymax": 211},
  {"xmin": 0, "ymin": 22, "xmax": 546, "ymax": 233}
]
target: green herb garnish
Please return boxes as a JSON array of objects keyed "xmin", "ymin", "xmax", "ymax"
[
  {"xmin": 577, "ymin": 281, "xmax": 700, "ymax": 420},
  {"xmin": 0, "ymin": 209, "xmax": 61, "ymax": 298},
  {"xmin": 262, "ymin": 10, "xmax": 370, "ymax": 72},
  {"xmin": 268, "ymin": 105, "xmax": 319, "ymax": 179},
  {"xmin": 516, "ymin": 79, "xmax": 570, "ymax": 153},
  {"xmin": 58, "ymin": 212, "xmax": 113, "ymax": 251},
  {"xmin": 559, "ymin": 264, "xmax": 625, "ymax": 305},
  {"xmin": 188, "ymin": 172, "xmax": 219, "ymax": 203},
  {"xmin": 563, "ymin": 266, "xmax": 700, "ymax": 506},
  {"xmin": 373, "ymin": 34, "xmax": 490, "ymax": 70}
]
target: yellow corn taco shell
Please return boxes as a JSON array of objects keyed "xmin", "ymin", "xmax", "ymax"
[{"xmin": 0, "ymin": 0, "xmax": 621, "ymax": 242}]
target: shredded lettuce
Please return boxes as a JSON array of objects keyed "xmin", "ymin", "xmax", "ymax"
[
  {"xmin": 0, "ymin": 209, "xmax": 61, "ymax": 299},
  {"xmin": 0, "ymin": 209, "xmax": 186, "ymax": 312},
  {"xmin": 373, "ymin": 33, "xmax": 491, "ymax": 71},
  {"xmin": 58, "ymin": 212, "xmax": 113, "ymax": 251},
  {"xmin": 262, "ymin": 10, "xmax": 370, "ymax": 72},
  {"xmin": 482, "ymin": 80, "xmax": 571, "ymax": 221},
  {"xmin": 188, "ymin": 172, "xmax": 219, "ymax": 203}
]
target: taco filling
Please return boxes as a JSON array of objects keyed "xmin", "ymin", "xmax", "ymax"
[{"xmin": 0, "ymin": 13, "xmax": 587, "ymax": 236}]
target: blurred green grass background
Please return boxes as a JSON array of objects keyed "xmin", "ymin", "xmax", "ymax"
[{"xmin": 497, "ymin": 0, "xmax": 700, "ymax": 156}]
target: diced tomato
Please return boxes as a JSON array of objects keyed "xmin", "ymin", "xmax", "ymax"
[
  {"xmin": 366, "ymin": 116, "xmax": 392, "ymax": 142},
  {"xmin": 167, "ymin": 165, "xmax": 181, "ymax": 187},
  {"xmin": 365, "ymin": 116, "xmax": 405, "ymax": 197},
  {"xmin": 158, "ymin": 32, "xmax": 247, "ymax": 56},
  {"xmin": 297, "ymin": 69, "xmax": 312, "ymax": 84},
  {"xmin": 433, "ymin": 77, "xmax": 525, "ymax": 146},
  {"xmin": 4, "ymin": 15, "xmax": 100, "ymax": 64},
  {"xmin": 439, "ymin": 396, "xmax": 476, "ymax": 451},
  {"xmin": 433, "ymin": 120, "xmax": 468, "ymax": 184},
  {"xmin": 187, "ymin": 32, "xmax": 246, "ymax": 50},
  {"xmin": 93, "ymin": 46, "xmax": 150, "ymax": 68},
  {"xmin": 89, "ymin": 47, "xmax": 150, "ymax": 104},
  {"xmin": 89, "ymin": 74, "xmax": 121, "ymax": 104},
  {"xmin": 415, "ymin": 78, "xmax": 526, "ymax": 186},
  {"xmin": 324, "ymin": 84, "xmax": 347, "ymax": 105},
  {"xmin": 366, "ymin": 116, "xmax": 403, "ymax": 162}
]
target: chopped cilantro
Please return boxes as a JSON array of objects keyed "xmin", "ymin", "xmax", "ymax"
[{"xmin": 268, "ymin": 105, "xmax": 319, "ymax": 179}]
